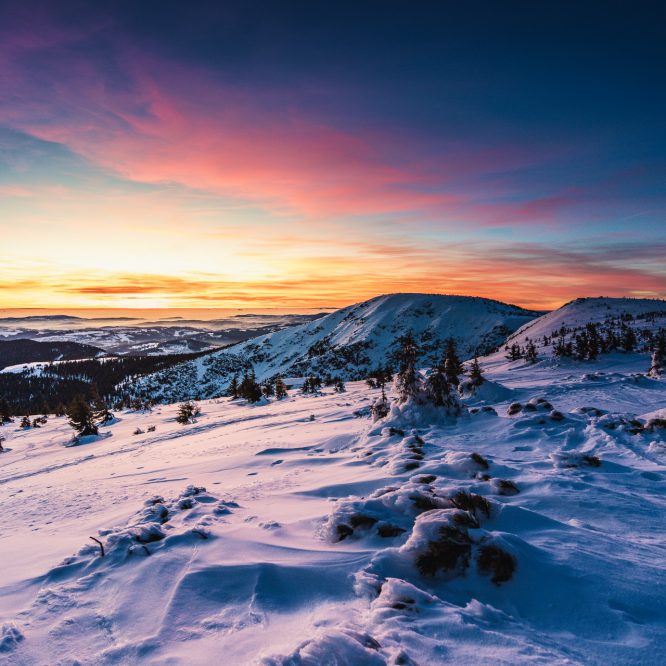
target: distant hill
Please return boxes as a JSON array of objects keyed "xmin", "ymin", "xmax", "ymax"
[
  {"xmin": 492, "ymin": 296, "xmax": 666, "ymax": 362},
  {"xmin": 133, "ymin": 293, "xmax": 540, "ymax": 403},
  {"xmin": 0, "ymin": 339, "xmax": 106, "ymax": 370}
]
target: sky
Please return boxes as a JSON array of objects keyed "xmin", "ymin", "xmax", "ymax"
[{"xmin": 1, "ymin": 0, "xmax": 665, "ymax": 311}]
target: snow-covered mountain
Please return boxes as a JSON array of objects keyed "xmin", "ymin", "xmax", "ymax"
[
  {"xmin": 133, "ymin": 293, "xmax": 539, "ymax": 403},
  {"xmin": 493, "ymin": 297, "xmax": 666, "ymax": 362}
]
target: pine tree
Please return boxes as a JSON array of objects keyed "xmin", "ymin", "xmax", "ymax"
[
  {"xmin": 91, "ymin": 385, "xmax": 114, "ymax": 424},
  {"xmin": 66, "ymin": 395, "xmax": 98, "ymax": 436},
  {"xmin": 425, "ymin": 365, "xmax": 449, "ymax": 407},
  {"xmin": 524, "ymin": 340, "xmax": 538, "ymax": 364},
  {"xmin": 54, "ymin": 403, "xmax": 67, "ymax": 417},
  {"xmin": 468, "ymin": 357, "xmax": 484, "ymax": 387},
  {"xmin": 648, "ymin": 329, "xmax": 665, "ymax": 377},
  {"xmin": 334, "ymin": 377, "xmax": 346, "ymax": 393},
  {"xmin": 367, "ymin": 365, "xmax": 393, "ymax": 390},
  {"xmin": 275, "ymin": 376, "xmax": 288, "ymax": 399},
  {"xmin": 228, "ymin": 374, "xmax": 240, "ymax": 399},
  {"xmin": 262, "ymin": 382, "xmax": 275, "ymax": 398},
  {"xmin": 176, "ymin": 401, "xmax": 199, "ymax": 424},
  {"xmin": 0, "ymin": 398, "xmax": 12, "ymax": 424},
  {"xmin": 239, "ymin": 370, "xmax": 262, "ymax": 402},
  {"xmin": 443, "ymin": 338, "xmax": 463, "ymax": 386},
  {"xmin": 371, "ymin": 385, "xmax": 390, "ymax": 421},
  {"xmin": 574, "ymin": 333, "xmax": 589, "ymax": 360},
  {"xmin": 507, "ymin": 343, "xmax": 522, "ymax": 361},
  {"xmin": 20, "ymin": 415, "xmax": 31, "ymax": 429},
  {"xmin": 395, "ymin": 332, "xmax": 421, "ymax": 403},
  {"xmin": 621, "ymin": 324, "xmax": 637, "ymax": 353},
  {"xmin": 302, "ymin": 375, "xmax": 322, "ymax": 394}
]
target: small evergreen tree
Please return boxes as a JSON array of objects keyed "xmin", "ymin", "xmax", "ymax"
[
  {"xmin": 395, "ymin": 332, "xmax": 421, "ymax": 403},
  {"xmin": 302, "ymin": 375, "xmax": 322, "ymax": 394},
  {"xmin": 367, "ymin": 366, "xmax": 393, "ymax": 390},
  {"xmin": 648, "ymin": 329, "xmax": 665, "ymax": 377},
  {"xmin": 621, "ymin": 324, "xmax": 637, "ymax": 353},
  {"xmin": 524, "ymin": 340, "xmax": 538, "ymax": 364},
  {"xmin": 425, "ymin": 364, "xmax": 450, "ymax": 407},
  {"xmin": 262, "ymin": 382, "xmax": 275, "ymax": 398},
  {"xmin": 227, "ymin": 374, "xmax": 240, "ymax": 399},
  {"xmin": 176, "ymin": 401, "xmax": 199, "ymax": 424},
  {"xmin": 443, "ymin": 338, "xmax": 463, "ymax": 386},
  {"xmin": 468, "ymin": 357, "xmax": 484, "ymax": 387},
  {"xmin": 275, "ymin": 376, "xmax": 288, "ymax": 399},
  {"xmin": 334, "ymin": 377, "xmax": 346, "ymax": 393},
  {"xmin": 239, "ymin": 369, "xmax": 263, "ymax": 403},
  {"xmin": 506, "ymin": 343, "xmax": 522, "ymax": 361},
  {"xmin": 66, "ymin": 395, "xmax": 98, "ymax": 436},
  {"xmin": 91, "ymin": 385, "xmax": 114, "ymax": 424},
  {"xmin": 20, "ymin": 415, "xmax": 31, "ymax": 429},
  {"xmin": 371, "ymin": 385, "xmax": 390, "ymax": 421}
]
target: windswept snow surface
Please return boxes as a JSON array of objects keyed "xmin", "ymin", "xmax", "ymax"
[
  {"xmin": 133, "ymin": 293, "xmax": 538, "ymax": 403},
  {"xmin": 1, "ymin": 347, "xmax": 665, "ymax": 664}
]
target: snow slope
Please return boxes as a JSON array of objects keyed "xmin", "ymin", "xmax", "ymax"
[
  {"xmin": 502, "ymin": 296, "xmax": 666, "ymax": 357},
  {"xmin": 133, "ymin": 293, "xmax": 539, "ymax": 403},
  {"xmin": 1, "ymin": 348, "xmax": 665, "ymax": 664}
]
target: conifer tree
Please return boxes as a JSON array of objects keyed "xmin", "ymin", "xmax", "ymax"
[
  {"xmin": 648, "ymin": 329, "xmax": 665, "ymax": 377},
  {"xmin": 54, "ymin": 403, "xmax": 67, "ymax": 417},
  {"xmin": 91, "ymin": 384, "xmax": 114, "ymax": 424},
  {"xmin": 468, "ymin": 357, "xmax": 484, "ymax": 387},
  {"xmin": 621, "ymin": 324, "xmax": 637, "ymax": 353},
  {"xmin": 262, "ymin": 382, "xmax": 275, "ymax": 398},
  {"xmin": 368, "ymin": 365, "xmax": 393, "ymax": 390},
  {"xmin": 524, "ymin": 340, "xmax": 538, "ymax": 364},
  {"xmin": 228, "ymin": 374, "xmax": 240, "ymax": 399},
  {"xmin": 176, "ymin": 401, "xmax": 199, "ymax": 424},
  {"xmin": 443, "ymin": 338, "xmax": 463, "ymax": 386},
  {"xmin": 239, "ymin": 369, "xmax": 262, "ymax": 402},
  {"xmin": 66, "ymin": 395, "xmax": 98, "ymax": 436},
  {"xmin": 334, "ymin": 377, "xmax": 346, "ymax": 393},
  {"xmin": 371, "ymin": 385, "xmax": 390, "ymax": 421},
  {"xmin": 507, "ymin": 343, "xmax": 522, "ymax": 361},
  {"xmin": 275, "ymin": 376, "xmax": 288, "ymax": 399},
  {"xmin": 425, "ymin": 364, "xmax": 450, "ymax": 407},
  {"xmin": 20, "ymin": 415, "xmax": 31, "ymax": 429},
  {"xmin": 395, "ymin": 332, "xmax": 421, "ymax": 403},
  {"xmin": 302, "ymin": 375, "xmax": 322, "ymax": 394}
]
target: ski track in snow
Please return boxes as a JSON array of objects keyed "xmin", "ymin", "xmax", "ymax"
[{"xmin": 1, "ymin": 352, "xmax": 665, "ymax": 664}]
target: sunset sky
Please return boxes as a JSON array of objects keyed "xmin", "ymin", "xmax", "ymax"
[{"xmin": 1, "ymin": 1, "xmax": 665, "ymax": 310}]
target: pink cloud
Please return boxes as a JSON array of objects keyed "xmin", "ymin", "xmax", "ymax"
[{"xmin": 0, "ymin": 28, "xmax": 564, "ymax": 222}]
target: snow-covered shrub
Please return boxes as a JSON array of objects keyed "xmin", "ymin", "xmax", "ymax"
[
  {"xmin": 0, "ymin": 622, "xmax": 24, "ymax": 653},
  {"xmin": 491, "ymin": 479, "xmax": 520, "ymax": 495},
  {"xmin": 477, "ymin": 543, "xmax": 517, "ymax": 585}
]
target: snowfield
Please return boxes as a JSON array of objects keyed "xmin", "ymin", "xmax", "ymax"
[{"xmin": 1, "ymin": 342, "xmax": 665, "ymax": 664}]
